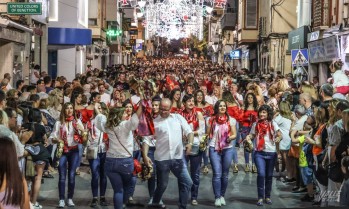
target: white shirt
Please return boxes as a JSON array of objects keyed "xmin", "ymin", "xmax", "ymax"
[
  {"xmin": 88, "ymin": 117, "xmax": 107, "ymax": 153},
  {"xmin": 30, "ymin": 69, "xmax": 39, "ymax": 84},
  {"xmin": 0, "ymin": 125, "xmax": 25, "ymax": 157},
  {"xmin": 250, "ymin": 121, "xmax": 280, "ymax": 152},
  {"xmin": 332, "ymin": 70, "xmax": 349, "ymax": 87},
  {"xmin": 292, "ymin": 115, "xmax": 308, "ymax": 131},
  {"xmin": 153, "ymin": 114, "xmax": 193, "ymax": 161},
  {"xmin": 100, "ymin": 93, "xmax": 111, "ymax": 106},
  {"xmin": 205, "ymin": 95, "xmax": 214, "ymax": 105},
  {"xmin": 143, "ymin": 135, "xmax": 156, "ymax": 147},
  {"xmin": 273, "ymin": 114, "xmax": 292, "ymax": 150},
  {"xmin": 131, "ymin": 95, "xmax": 141, "ymax": 105},
  {"xmin": 95, "ymin": 113, "xmax": 139, "ymax": 158},
  {"xmin": 208, "ymin": 117, "xmax": 236, "ymax": 148},
  {"xmin": 49, "ymin": 119, "xmax": 84, "ymax": 147}
]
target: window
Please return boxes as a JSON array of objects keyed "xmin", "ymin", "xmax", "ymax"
[
  {"xmin": 89, "ymin": 18, "xmax": 97, "ymax": 26},
  {"xmin": 245, "ymin": 0, "xmax": 258, "ymax": 29}
]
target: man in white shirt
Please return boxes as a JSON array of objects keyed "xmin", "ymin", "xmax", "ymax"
[
  {"xmin": 144, "ymin": 98, "xmax": 193, "ymax": 209},
  {"xmin": 98, "ymin": 83, "xmax": 111, "ymax": 106}
]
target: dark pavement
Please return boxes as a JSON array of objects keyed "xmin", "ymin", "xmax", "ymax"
[{"xmin": 38, "ymin": 149, "xmax": 313, "ymax": 209}]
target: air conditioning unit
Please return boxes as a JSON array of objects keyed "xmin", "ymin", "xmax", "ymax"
[{"xmin": 259, "ymin": 17, "xmax": 267, "ymax": 37}]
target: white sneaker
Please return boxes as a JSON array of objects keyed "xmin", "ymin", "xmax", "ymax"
[
  {"xmin": 33, "ymin": 202, "xmax": 42, "ymax": 209},
  {"xmin": 148, "ymin": 197, "xmax": 153, "ymax": 204},
  {"xmin": 214, "ymin": 198, "xmax": 221, "ymax": 207},
  {"xmin": 58, "ymin": 200, "xmax": 65, "ymax": 208},
  {"xmin": 67, "ymin": 199, "xmax": 75, "ymax": 207},
  {"xmin": 220, "ymin": 197, "xmax": 226, "ymax": 206}
]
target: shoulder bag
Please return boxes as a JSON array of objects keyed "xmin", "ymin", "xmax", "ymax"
[{"xmin": 86, "ymin": 132, "xmax": 102, "ymax": 160}]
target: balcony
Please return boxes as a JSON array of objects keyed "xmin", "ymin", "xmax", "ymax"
[{"xmin": 221, "ymin": 13, "xmax": 237, "ymax": 31}]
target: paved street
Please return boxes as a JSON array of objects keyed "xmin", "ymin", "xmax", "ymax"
[{"xmin": 38, "ymin": 149, "xmax": 313, "ymax": 209}]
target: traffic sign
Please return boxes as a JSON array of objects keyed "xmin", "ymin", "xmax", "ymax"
[
  {"xmin": 224, "ymin": 54, "xmax": 232, "ymax": 62},
  {"xmin": 7, "ymin": 3, "xmax": 42, "ymax": 15},
  {"xmin": 291, "ymin": 49, "xmax": 309, "ymax": 67}
]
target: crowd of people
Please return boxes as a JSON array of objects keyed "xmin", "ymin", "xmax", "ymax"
[{"xmin": 0, "ymin": 57, "xmax": 349, "ymax": 209}]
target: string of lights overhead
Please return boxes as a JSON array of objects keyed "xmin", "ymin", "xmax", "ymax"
[{"xmin": 119, "ymin": 0, "xmax": 227, "ymax": 40}]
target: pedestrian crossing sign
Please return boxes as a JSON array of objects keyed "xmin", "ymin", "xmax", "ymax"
[
  {"xmin": 224, "ymin": 54, "xmax": 232, "ymax": 62},
  {"xmin": 291, "ymin": 49, "xmax": 309, "ymax": 67}
]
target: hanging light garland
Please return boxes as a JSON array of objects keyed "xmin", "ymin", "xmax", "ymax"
[{"xmin": 120, "ymin": 0, "xmax": 226, "ymax": 40}]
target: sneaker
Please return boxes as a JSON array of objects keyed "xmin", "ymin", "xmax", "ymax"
[
  {"xmin": 282, "ymin": 177, "xmax": 296, "ymax": 183},
  {"xmin": 58, "ymin": 200, "xmax": 65, "ymax": 208},
  {"xmin": 148, "ymin": 197, "xmax": 153, "ymax": 204},
  {"xmin": 265, "ymin": 198, "xmax": 272, "ymax": 205},
  {"xmin": 90, "ymin": 198, "xmax": 98, "ymax": 207},
  {"xmin": 191, "ymin": 200, "xmax": 198, "ymax": 205},
  {"xmin": 214, "ymin": 198, "xmax": 221, "ymax": 207},
  {"xmin": 256, "ymin": 199, "xmax": 264, "ymax": 206},
  {"xmin": 233, "ymin": 165, "xmax": 239, "ymax": 173},
  {"xmin": 293, "ymin": 187, "xmax": 307, "ymax": 193},
  {"xmin": 252, "ymin": 164, "xmax": 257, "ymax": 173},
  {"xmin": 67, "ymin": 199, "xmax": 75, "ymax": 207},
  {"xmin": 220, "ymin": 197, "xmax": 226, "ymax": 206},
  {"xmin": 301, "ymin": 194, "xmax": 314, "ymax": 202},
  {"xmin": 100, "ymin": 197, "xmax": 108, "ymax": 206},
  {"xmin": 33, "ymin": 202, "xmax": 42, "ymax": 209},
  {"xmin": 245, "ymin": 164, "xmax": 250, "ymax": 172},
  {"xmin": 203, "ymin": 166, "xmax": 209, "ymax": 174}
]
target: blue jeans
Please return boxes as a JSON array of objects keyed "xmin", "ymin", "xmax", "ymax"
[
  {"xmin": 209, "ymin": 147, "xmax": 234, "ymax": 199},
  {"xmin": 202, "ymin": 149, "xmax": 209, "ymax": 166},
  {"xmin": 232, "ymin": 123, "xmax": 240, "ymax": 164},
  {"xmin": 105, "ymin": 157, "xmax": 133, "ymax": 209},
  {"xmin": 147, "ymin": 147, "xmax": 157, "ymax": 198},
  {"xmin": 153, "ymin": 159, "xmax": 193, "ymax": 209},
  {"xmin": 58, "ymin": 149, "xmax": 80, "ymax": 200},
  {"xmin": 78, "ymin": 144, "xmax": 83, "ymax": 166},
  {"xmin": 184, "ymin": 152, "xmax": 203, "ymax": 200},
  {"xmin": 254, "ymin": 151, "xmax": 277, "ymax": 199},
  {"xmin": 88, "ymin": 152, "xmax": 107, "ymax": 198},
  {"xmin": 241, "ymin": 126, "xmax": 255, "ymax": 164},
  {"xmin": 129, "ymin": 150, "xmax": 141, "ymax": 197}
]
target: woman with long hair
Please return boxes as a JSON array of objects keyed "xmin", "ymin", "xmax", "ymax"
[
  {"xmin": 245, "ymin": 105, "xmax": 282, "ymax": 206},
  {"xmin": 241, "ymin": 93, "xmax": 259, "ymax": 173},
  {"xmin": 88, "ymin": 102, "xmax": 109, "ymax": 207},
  {"xmin": 0, "ymin": 136, "xmax": 30, "ymax": 209},
  {"xmin": 206, "ymin": 100, "xmax": 237, "ymax": 207},
  {"xmin": 110, "ymin": 89, "xmax": 122, "ymax": 107},
  {"xmin": 47, "ymin": 89, "xmax": 63, "ymax": 121},
  {"xmin": 22, "ymin": 108, "xmax": 50, "ymax": 209},
  {"xmin": 194, "ymin": 90, "xmax": 213, "ymax": 174},
  {"xmin": 273, "ymin": 101, "xmax": 292, "ymax": 178},
  {"xmin": 222, "ymin": 91, "xmax": 242, "ymax": 173},
  {"xmin": 179, "ymin": 94, "xmax": 205, "ymax": 205},
  {"xmin": 49, "ymin": 102, "xmax": 87, "ymax": 208},
  {"xmin": 94, "ymin": 98, "xmax": 143, "ymax": 209},
  {"xmin": 194, "ymin": 90, "xmax": 214, "ymax": 118},
  {"xmin": 169, "ymin": 88, "xmax": 182, "ymax": 113}
]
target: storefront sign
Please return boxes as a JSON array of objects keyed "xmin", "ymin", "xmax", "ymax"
[
  {"xmin": 288, "ymin": 26, "xmax": 310, "ymax": 50},
  {"xmin": 230, "ymin": 49, "xmax": 241, "ymax": 59},
  {"xmin": 308, "ymin": 35, "xmax": 339, "ymax": 63},
  {"xmin": 7, "ymin": 3, "xmax": 42, "ymax": 15},
  {"xmin": 308, "ymin": 31, "xmax": 320, "ymax": 42}
]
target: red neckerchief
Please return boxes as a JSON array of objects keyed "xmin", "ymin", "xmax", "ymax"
[
  {"xmin": 209, "ymin": 114, "xmax": 231, "ymax": 152},
  {"xmin": 60, "ymin": 116, "xmax": 82, "ymax": 153},
  {"xmin": 255, "ymin": 119, "xmax": 274, "ymax": 151},
  {"xmin": 180, "ymin": 108, "xmax": 199, "ymax": 131},
  {"xmin": 142, "ymin": 100, "xmax": 155, "ymax": 135}
]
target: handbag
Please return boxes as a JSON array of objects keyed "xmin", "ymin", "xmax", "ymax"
[
  {"xmin": 113, "ymin": 130, "xmax": 142, "ymax": 175},
  {"xmin": 288, "ymin": 145, "xmax": 300, "ymax": 158},
  {"xmin": 86, "ymin": 133, "xmax": 102, "ymax": 160},
  {"xmin": 327, "ymin": 162, "xmax": 344, "ymax": 183}
]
